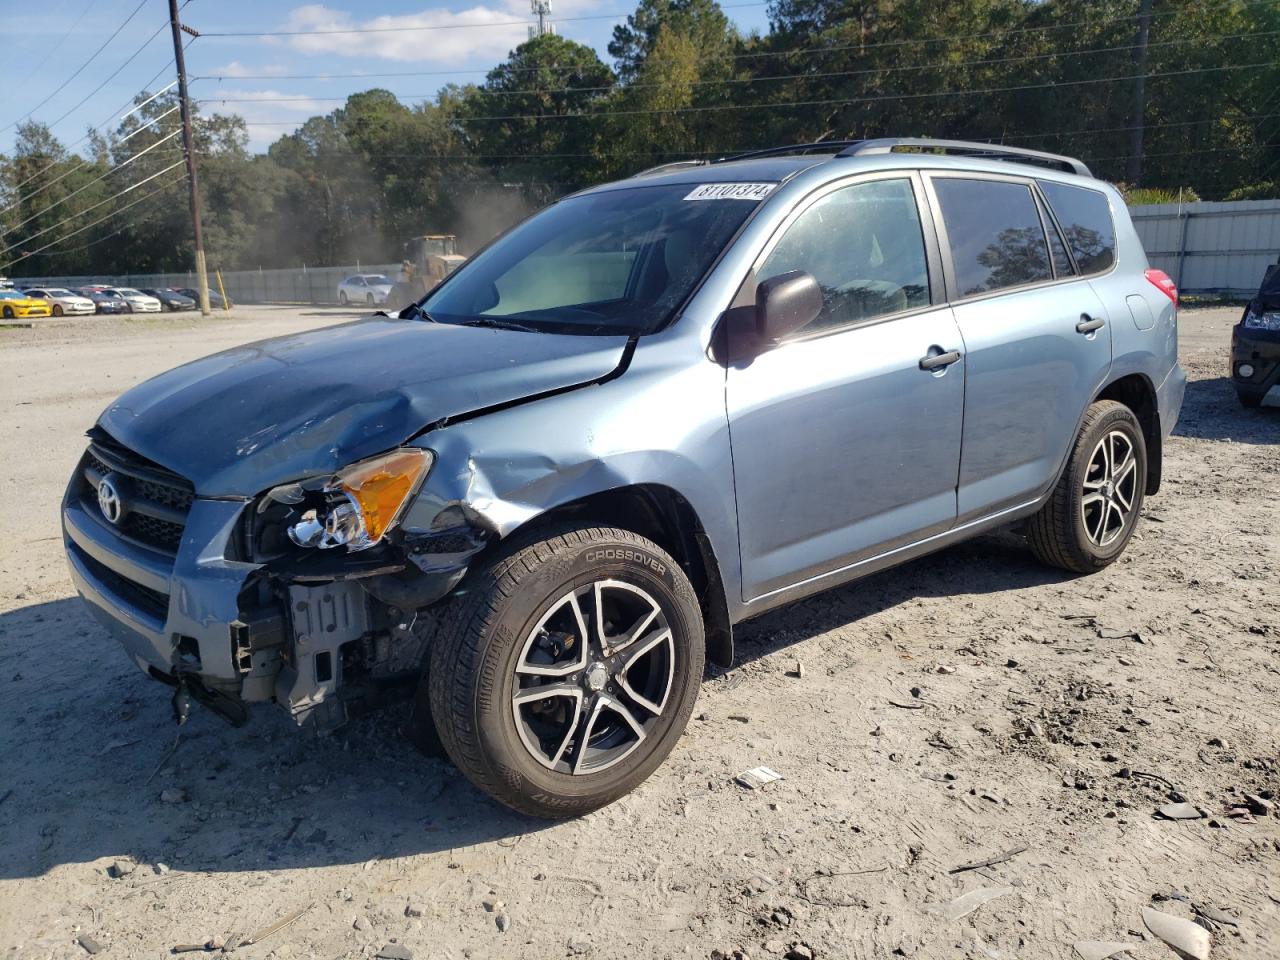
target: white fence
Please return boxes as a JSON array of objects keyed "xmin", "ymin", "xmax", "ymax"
[
  {"xmin": 1129, "ymin": 199, "xmax": 1280, "ymax": 298},
  {"xmin": 12, "ymin": 200, "xmax": 1280, "ymax": 303}
]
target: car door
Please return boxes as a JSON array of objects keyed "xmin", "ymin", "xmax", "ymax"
[
  {"xmin": 725, "ymin": 174, "xmax": 965, "ymax": 602},
  {"xmin": 924, "ymin": 173, "xmax": 1113, "ymax": 523}
]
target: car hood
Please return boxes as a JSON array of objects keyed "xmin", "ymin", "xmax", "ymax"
[{"xmin": 98, "ymin": 315, "xmax": 631, "ymax": 497}]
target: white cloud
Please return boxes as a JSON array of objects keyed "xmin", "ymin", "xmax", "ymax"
[
  {"xmin": 275, "ymin": 1, "xmax": 603, "ymax": 65},
  {"xmin": 210, "ymin": 61, "xmax": 288, "ymax": 79}
]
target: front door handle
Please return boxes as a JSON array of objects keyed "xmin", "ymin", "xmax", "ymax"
[
  {"xmin": 919, "ymin": 349, "xmax": 962, "ymax": 371},
  {"xmin": 1076, "ymin": 314, "xmax": 1105, "ymax": 334}
]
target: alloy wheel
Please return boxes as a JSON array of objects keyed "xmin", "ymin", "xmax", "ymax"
[
  {"xmin": 512, "ymin": 579, "xmax": 675, "ymax": 775},
  {"xmin": 1081, "ymin": 429, "xmax": 1138, "ymax": 547}
]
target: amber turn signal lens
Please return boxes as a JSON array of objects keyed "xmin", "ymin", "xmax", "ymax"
[{"xmin": 333, "ymin": 448, "xmax": 431, "ymax": 544}]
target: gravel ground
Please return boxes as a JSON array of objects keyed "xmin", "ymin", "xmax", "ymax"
[{"xmin": 0, "ymin": 305, "xmax": 1277, "ymax": 960}]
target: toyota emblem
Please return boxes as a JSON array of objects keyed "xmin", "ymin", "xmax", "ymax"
[{"xmin": 97, "ymin": 476, "xmax": 124, "ymax": 525}]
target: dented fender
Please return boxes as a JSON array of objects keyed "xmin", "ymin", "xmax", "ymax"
[{"xmin": 398, "ymin": 323, "xmax": 748, "ymax": 629}]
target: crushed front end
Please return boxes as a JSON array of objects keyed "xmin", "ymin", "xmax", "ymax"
[{"xmin": 62, "ymin": 429, "xmax": 486, "ymax": 731}]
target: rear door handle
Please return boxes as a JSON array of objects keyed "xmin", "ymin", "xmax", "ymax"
[
  {"xmin": 919, "ymin": 350, "xmax": 962, "ymax": 370},
  {"xmin": 1076, "ymin": 314, "xmax": 1105, "ymax": 334}
]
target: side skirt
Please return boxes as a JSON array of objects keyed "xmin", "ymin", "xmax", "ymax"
[{"xmin": 735, "ymin": 495, "xmax": 1044, "ymax": 623}]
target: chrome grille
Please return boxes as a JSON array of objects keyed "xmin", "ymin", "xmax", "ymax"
[{"xmin": 82, "ymin": 433, "xmax": 194, "ymax": 554}]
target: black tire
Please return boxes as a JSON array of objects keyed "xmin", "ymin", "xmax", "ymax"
[
  {"xmin": 52, "ymin": 304, "xmax": 63, "ymax": 316},
  {"xmin": 421, "ymin": 526, "xmax": 704, "ymax": 818},
  {"xmin": 2, "ymin": 306, "xmax": 13, "ymax": 319},
  {"xmin": 366, "ymin": 293, "xmax": 374, "ymax": 306},
  {"xmin": 339, "ymin": 291, "xmax": 348, "ymax": 306},
  {"xmin": 1237, "ymin": 391, "xmax": 1262, "ymax": 409},
  {"xmin": 1027, "ymin": 399, "xmax": 1147, "ymax": 574}
]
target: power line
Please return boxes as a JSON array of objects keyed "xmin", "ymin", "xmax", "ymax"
[
  {"xmin": 217, "ymin": 110, "xmax": 1280, "ymax": 164},
  {"xmin": 199, "ymin": 1, "xmax": 767, "ymax": 37},
  {"xmin": 38, "ymin": 15, "xmax": 178, "ymax": 134},
  {"xmin": 2, "ymin": 105, "xmax": 179, "ymax": 216},
  {"xmin": 0, "ymin": 0, "xmax": 149, "ymax": 134},
  {"xmin": 0, "ymin": 175, "xmax": 187, "ymax": 272},
  {"xmin": 195, "ymin": 22, "xmax": 1280, "ymax": 84},
  {"xmin": 4, "ymin": 49, "xmax": 185, "ymax": 203},
  {"xmin": 197, "ymin": 30, "xmax": 1280, "ymax": 107},
  {"xmin": 2, "ymin": 130, "xmax": 183, "ymax": 238},
  {"xmin": 11, "ymin": 0, "xmax": 102, "ymax": 99},
  {"xmin": 2, "ymin": 159, "xmax": 187, "ymax": 255},
  {"xmin": 198, "ymin": 0, "xmax": 1275, "ymax": 42},
  {"xmin": 236, "ymin": 60, "xmax": 1280, "ymax": 126}
]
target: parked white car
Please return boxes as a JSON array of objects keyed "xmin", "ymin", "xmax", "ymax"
[
  {"xmin": 337, "ymin": 274, "xmax": 394, "ymax": 306},
  {"xmin": 114, "ymin": 287, "xmax": 163, "ymax": 313},
  {"xmin": 22, "ymin": 286, "xmax": 96, "ymax": 316}
]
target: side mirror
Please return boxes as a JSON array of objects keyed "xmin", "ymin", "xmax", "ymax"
[{"xmin": 756, "ymin": 270, "xmax": 823, "ymax": 342}]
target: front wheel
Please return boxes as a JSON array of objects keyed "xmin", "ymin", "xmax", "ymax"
[
  {"xmin": 53, "ymin": 304, "xmax": 64, "ymax": 316},
  {"xmin": 1027, "ymin": 399, "xmax": 1147, "ymax": 573},
  {"xmin": 339, "ymin": 291, "xmax": 348, "ymax": 306},
  {"xmin": 421, "ymin": 527, "xmax": 704, "ymax": 818}
]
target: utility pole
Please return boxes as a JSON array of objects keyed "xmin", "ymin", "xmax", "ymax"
[
  {"xmin": 1126, "ymin": 0, "xmax": 1154, "ymax": 186},
  {"xmin": 167, "ymin": 0, "xmax": 210, "ymax": 316}
]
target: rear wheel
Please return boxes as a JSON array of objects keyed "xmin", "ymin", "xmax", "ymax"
[
  {"xmin": 421, "ymin": 526, "xmax": 704, "ymax": 818},
  {"xmin": 1027, "ymin": 400, "xmax": 1146, "ymax": 573},
  {"xmin": 2, "ymin": 306, "xmax": 13, "ymax": 319}
]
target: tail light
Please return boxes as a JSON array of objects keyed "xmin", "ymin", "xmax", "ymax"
[{"xmin": 1145, "ymin": 268, "xmax": 1178, "ymax": 307}]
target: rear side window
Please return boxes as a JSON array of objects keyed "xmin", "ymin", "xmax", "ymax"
[
  {"xmin": 1037, "ymin": 181, "xmax": 1117, "ymax": 275},
  {"xmin": 933, "ymin": 178, "xmax": 1052, "ymax": 297}
]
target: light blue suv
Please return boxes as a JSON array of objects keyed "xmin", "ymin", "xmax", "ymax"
[{"xmin": 63, "ymin": 139, "xmax": 1185, "ymax": 817}]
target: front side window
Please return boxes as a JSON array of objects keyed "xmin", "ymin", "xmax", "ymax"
[
  {"xmin": 1038, "ymin": 180, "xmax": 1117, "ymax": 275},
  {"xmin": 757, "ymin": 177, "xmax": 930, "ymax": 334},
  {"xmin": 934, "ymin": 178, "xmax": 1052, "ymax": 297},
  {"xmin": 424, "ymin": 183, "xmax": 768, "ymax": 335}
]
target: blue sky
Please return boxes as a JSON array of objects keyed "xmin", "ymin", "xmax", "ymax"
[{"xmin": 2, "ymin": 0, "xmax": 775, "ymax": 155}]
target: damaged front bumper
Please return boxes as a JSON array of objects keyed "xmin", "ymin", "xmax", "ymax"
[{"xmin": 62, "ymin": 441, "xmax": 486, "ymax": 731}]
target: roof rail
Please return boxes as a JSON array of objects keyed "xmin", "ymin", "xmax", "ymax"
[
  {"xmin": 714, "ymin": 140, "xmax": 861, "ymax": 164},
  {"xmin": 837, "ymin": 138, "xmax": 1092, "ymax": 177},
  {"xmin": 631, "ymin": 160, "xmax": 708, "ymax": 178}
]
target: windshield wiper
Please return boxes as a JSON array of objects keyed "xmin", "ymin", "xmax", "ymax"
[{"xmin": 457, "ymin": 316, "xmax": 540, "ymax": 333}]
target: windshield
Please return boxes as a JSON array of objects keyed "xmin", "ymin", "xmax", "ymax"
[
  {"xmin": 422, "ymin": 183, "xmax": 770, "ymax": 335},
  {"xmin": 364, "ymin": 275, "xmax": 391, "ymax": 285},
  {"xmin": 48, "ymin": 289, "xmax": 74, "ymax": 297}
]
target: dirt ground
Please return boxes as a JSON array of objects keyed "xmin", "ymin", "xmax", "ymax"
[{"xmin": 1, "ymin": 304, "xmax": 1276, "ymax": 960}]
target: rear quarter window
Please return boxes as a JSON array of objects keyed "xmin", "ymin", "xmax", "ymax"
[{"xmin": 1037, "ymin": 180, "xmax": 1117, "ymax": 275}]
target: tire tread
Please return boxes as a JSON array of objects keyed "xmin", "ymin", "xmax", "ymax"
[
  {"xmin": 425, "ymin": 525, "xmax": 699, "ymax": 817},
  {"xmin": 1027, "ymin": 399, "xmax": 1142, "ymax": 574}
]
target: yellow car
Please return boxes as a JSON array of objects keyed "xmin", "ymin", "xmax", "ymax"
[{"xmin": 0, "ymin": 290, "xmax": 51, "ymax": 319}]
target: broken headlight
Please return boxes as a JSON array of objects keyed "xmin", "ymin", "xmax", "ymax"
[
  {"xmin": 1242, "ymin": 308, "xmax": 1280, "ymax": 331},
  {"xmin": 262, "ymin": 448, "xmax": 433, "ymax": 554}
]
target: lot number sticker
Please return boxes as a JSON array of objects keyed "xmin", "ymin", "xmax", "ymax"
[{"xmin": 684, "ymin": 182, "xmax": 776, "ymax": 201}]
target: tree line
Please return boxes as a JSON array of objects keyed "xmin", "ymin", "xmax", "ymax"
[{"xmin": 2, "ymin": 0, "xmax": 1277, "ymax": 278}]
